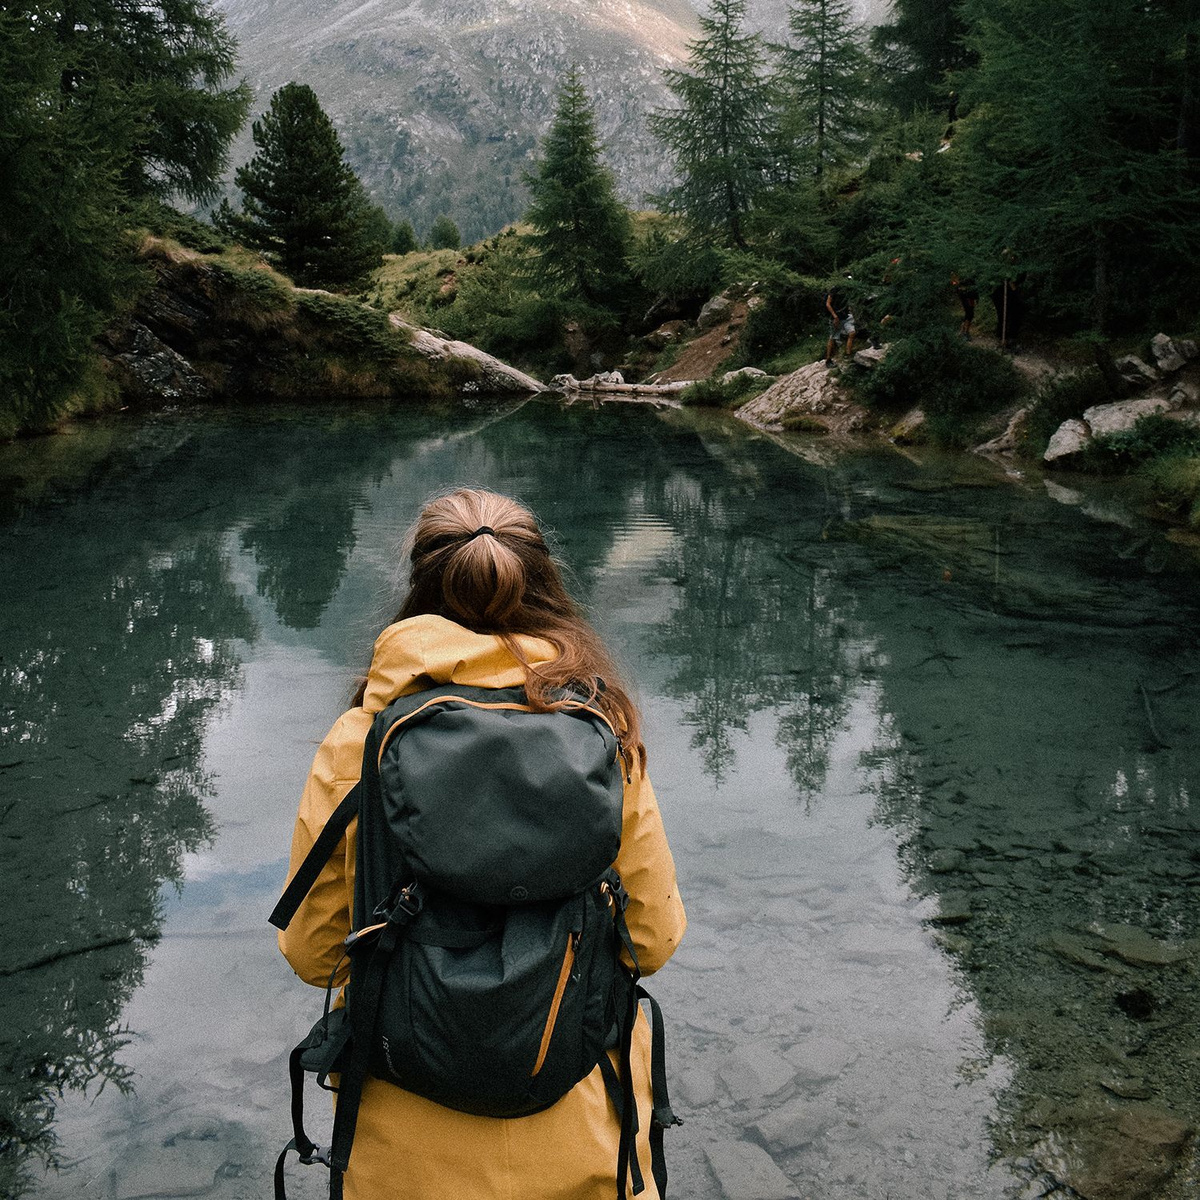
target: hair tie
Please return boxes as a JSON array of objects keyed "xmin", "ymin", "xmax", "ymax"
[{"xmin": 466, "ymin": 526, "xmax": 496, "ymax": 541}]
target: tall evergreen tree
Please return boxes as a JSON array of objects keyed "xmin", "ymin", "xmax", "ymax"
[
  {"xmin": 776, "ymin": 0, "xmax": 873, "ymax": 181},
  {"xmin": 650, "ymin": 0, "xmax": 776, "ymax": 247},
  {"xmin": 524, "ymin": 69, "xmax": 631, "ymax": 308},
  {"xmin": 870, "ymin": 0, "xmax": 974, "ymax": 114},
  {"xmin": 946, "ymin": 0, "xmax": 1200, "ymax": 330},
  {"xmin": 1, "ymin": 0, "xmax": 247, "ymax": 435},
  {"xmin": 223, "ymin": 83, "xmax": 381, "ymax": 288}
]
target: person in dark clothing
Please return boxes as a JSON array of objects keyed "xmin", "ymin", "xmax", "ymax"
[
  {"xmin": 824, "ymin": 279, "xmax": 856, "ymax": 365},
  {"xmin": 951, "ymin": 273, "xmax": 978, "ymax": 338}
]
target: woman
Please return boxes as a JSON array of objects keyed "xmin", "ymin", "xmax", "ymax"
[{"xmin": 278, "ymin": 487, "xmax": 687, "ymax": 1199}]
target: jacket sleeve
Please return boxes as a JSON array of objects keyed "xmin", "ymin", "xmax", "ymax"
[
  {"xmin": 277, "ymin": 708, "xmax": 372, "ymax": 988},
  {"xmin": 613, "ymin": 765, "xmax": 686, "ymax": 976}
]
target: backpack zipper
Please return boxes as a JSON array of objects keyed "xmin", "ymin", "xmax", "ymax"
[
  {"xmin": 531, "ymin": 930, "xmax": 579, "ymax": 1077},
  {"xmin": 378, "ymin": 695, "xmax": 619, "ymax": 765}
]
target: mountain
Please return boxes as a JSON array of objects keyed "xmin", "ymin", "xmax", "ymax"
[{"xmin": 213, "ymin": 0, "xmax": 888, "ymax": 243}]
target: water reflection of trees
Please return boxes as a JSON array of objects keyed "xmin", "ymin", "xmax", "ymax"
[
  {"xmin": 0, "ymin": 532, "xmax": 250, "ymax": 1194},
  {"xmin": 0, "ymin": 409, "xmax": 420, "ymax": 1193},
  {"xmin": 635, "ymin": 431, "xmax": 868, "ymax": 793},
  {"xmin": 849, "ymin": 521, "xmax": 1200, "ymax": 1198}
]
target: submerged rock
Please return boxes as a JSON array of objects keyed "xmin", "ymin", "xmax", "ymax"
[
  {"xmin": 704, "ymin": 1140, "xmax": 801, "ymax": 1200},
  {"xmin": 750, "ymin": 1097, "xmax": 838, "ymax": 1152},
  {"xmin": 718, "ymin": 1043, "xmax": 797, "ymax": 1102}
]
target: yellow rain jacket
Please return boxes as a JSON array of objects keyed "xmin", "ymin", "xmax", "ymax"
[{"xmin": 279, "ymin": 614, "xmax": 687, "ymax": 1200}]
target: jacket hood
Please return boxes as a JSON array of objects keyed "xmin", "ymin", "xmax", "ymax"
[{"xmin": 362, "ymin": 614, "xmax": 558, "ymax": 713}]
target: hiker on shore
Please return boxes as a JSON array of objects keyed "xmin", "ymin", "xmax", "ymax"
[
  {"xmin": 825, "ymin": 278, "xmax": 856, "ymax": 365},
  {"xmin": 276, "ymin": 487, "xmax": 687, "ymax": 1200}
]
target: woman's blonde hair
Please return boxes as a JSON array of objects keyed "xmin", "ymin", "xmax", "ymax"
[{"xmin": 356, "ymin": 488, "xmax": 643, "ymax": 764}]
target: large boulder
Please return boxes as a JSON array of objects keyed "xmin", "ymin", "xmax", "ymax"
[
  {"xmin": 736, "ymin": 361, "xmax": 868, "ymax": 435},
  {"xmin": 1150, "ymin": 333, "xmax": 1188, "ymax": 374},
  {"xmin": 890, "ymin": 406, "xmax": 926, "ymax": 443},
  {"xmin": 1082, "ymin": 395, "xmax": 1174, "ymax": 437},
  {"xmin": 697, "ymin": 293, "xmax": 734, "ymax": 329},
  {"xmin": 1115, "ymin": 355, "xmax": 1161, "ymax": 387},
  {"xmin": 1044, "ymin": 418, "xmax": 1093, "ymax": 463},
  {"xmin": 392, "ymin": 317, "xmax": 544, "ymax": 393},
  {"xmin": 852, "ymin": 344, "xmax": 889, "ymax": 369},
  {"xmin": 721, "ymin": 366, "xmax": 770, "ymax": 385}
]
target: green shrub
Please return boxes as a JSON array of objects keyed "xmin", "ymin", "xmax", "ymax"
[
  {"xmin": 735, "ymin": 280, "xmax": 827, "ymax": 367},
  {"xmin": 1093, "ymin": 413, "xmax": 1200, "ymax": 467},
  {"xmin": 781, "ymin": 414, "xmax": 828, "ymax": 433},
  {"xmin": 680, "ymin": 372, "xmax": 771, "ymax": 408},
  {"xmin": 1022, "ymin": 368, "xmax": 1111, "ymax": 456},
  {"xmin": 295, "ymin": 291, "xmax": 406, "ymax": 360},
  {"xmin": 208, "ymin": 260, "xmax": 295, "ymax": 315},
  {"xmin": 1141, "ymin": 451, "xmax": 1200, "ymax": 527},
  {"xmin": 855, "ymin": 330, "xmax": 1025, "ymax": 446},
  {"xmin": 127, "ymin": 199, "xmax": 226, "ymax": 254}
]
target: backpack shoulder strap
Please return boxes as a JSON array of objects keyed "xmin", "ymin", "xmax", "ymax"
[{"xmin": 269, "ymin": 781, "xmax": 361, "ymax": 931}]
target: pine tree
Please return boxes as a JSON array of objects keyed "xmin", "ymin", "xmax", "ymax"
[
  {"xmin": 430, "ymin": 215, "xmax": 462, "ymax": 250},
  {"xmin": 946, "ymin": 0, "xmax": 1200, "ymax": 331},
  {"xmin": 1, "ymin": 0, "xmax": 246, "ymax": 435},
  {"xmin": 776, "ymin": 0, "xmax": 873, "ymax": 181},
  {"xmin": 225, "ymin": 83, "xmax": 381, "ymax": 288},
  {"xmin": 392, "ymin": 220, "xmax": 418, "ymax": 255},
  {"xmin": 650, "ymin": 0, "xmax": 776, "ymax": 247},
  {"xmin": 870, "ymin": 0, "xmax": 974, "ymax": 114},
  {"xmin": 523, "ymin": 69, "xmax": 632, "ymax": 308}
]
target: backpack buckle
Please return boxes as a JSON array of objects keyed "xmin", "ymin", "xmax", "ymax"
[
  {"xmin": 299, "ymin": 1144, "xmax": 332, "ymax": 1168},
  {"xmin": 374, "ymin": 881, "xmax": 424, "ymax": 925}
]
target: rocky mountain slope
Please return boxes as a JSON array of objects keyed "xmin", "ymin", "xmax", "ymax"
[{"xmin": 213, "ymin": 0, "xmax": 886, "ymax": 242}]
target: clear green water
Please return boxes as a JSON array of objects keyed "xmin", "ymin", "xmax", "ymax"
[{"xmin": 2, "ymin": 400, "xmax": 1199, "ymax": 1200}]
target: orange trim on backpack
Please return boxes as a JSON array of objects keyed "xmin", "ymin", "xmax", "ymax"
[{"xmin": 531, "ymin": 933, "xmax": 577, "ymax": 1077}]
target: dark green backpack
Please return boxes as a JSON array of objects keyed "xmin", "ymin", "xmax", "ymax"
[{"xmin": 269, "ymin": 684, "xmax": 678, "ymax": 1200}]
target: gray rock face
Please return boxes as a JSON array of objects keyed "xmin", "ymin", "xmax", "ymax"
[
  {"xmin": 102, "ymin": 320, "xmax": 213, "ymax": 404},
  {"xmin": 699, "ymin": 294, "xmax": 734, "ymax": 330},
  {"xmin": 704, "ymin": 1140, "xmax": 801, "ymax": 1200},
  {"xmin": 1151, "ymin": 333, "xmax": 1188, "ymax": 373},
  {"xmin": 973, "ymin": 406, "xmax": 1029, "ymax": 455},
  {"xmin": 214, "ymin": 0, "xmax": 703, "ymax": 242},
  {"xmin": 722, "ymin": 366, "xmax": 770, "ymax": 385},
  {"xmin": 1044, "ymin": 418, "xmax": 1093, "ymax": 463},
  {"xmin": 1115, "ymin": 355, "xmax": 1162, "ymax": 387},
  {"xmin": 852, "ymin": 344, "xmax": 888, "ymax": 369},
  {"xmin": 1082, "ymin": 395, "xmax": 1174, "ymax": 437},
  {"xmin": 736, "ymin": 362, "xmax": 869, "ymax": 435},
  {"xmin": 392, "ymin": 316, "xmax": 544, "ymax": 393}
]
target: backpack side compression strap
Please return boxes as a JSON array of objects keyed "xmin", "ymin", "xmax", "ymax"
[{"xmin": 269, "ymin": 781, "xmax": 361, "ymax": 932}]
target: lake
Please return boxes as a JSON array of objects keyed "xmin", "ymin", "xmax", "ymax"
[{"xmin": 2, "ymin": 397, "xmax": 1198, "ymax": 1200}]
